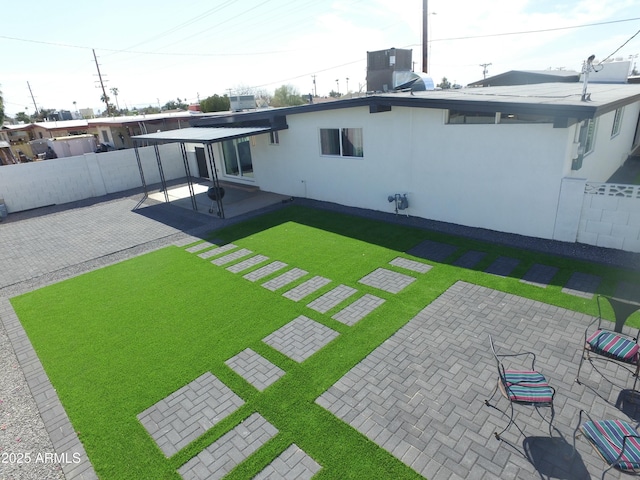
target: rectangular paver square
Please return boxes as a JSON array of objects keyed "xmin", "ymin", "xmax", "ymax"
[
  {"xmin": 186, "ymin": 241, "xmax": 215, "ymax": 253},
  {"xmin": 407, "ymin": 239, "xmax": 458, "ymax": 262},
  {"xmin": 198, "ymin": 243, "xmax": 238, "ymax": 259},
  {"xmin": 211, "ymin": 248, "xmax": 253, "ymax": 266},
  {"xmin": 227, "ymin": 254, "xmax": 269, "ymax": 273},
  {"xmin": 452, "ymin": 250, "xmax": 487, "ymax": 269},
  {"xmin": 562, "ymin": 272, "xmax": 602, "ymax": 299},
  {"xmin": 389, "ymin": 257, "xmax": 432, "ymax": 274},
  {"xmin": 225, "ymin": 348, "xmax": 285, "ymax": 391},
  {"xmin": 137, "ymin": 372, "xmax": 244, "ymax": 457},
  {"xmin": 253, "ymin": 444, "xmax": 322, "ymax": 480},
  {"xmin": 263, "ymin": 315, "xmax": 339, "ymax": 362},
  {"xmin": 283, "ymin": 276, "xmax": 331, "ymax": 301},
  {"xmin": 359, "ymin": 268, "xmax": 415, "ymax": 294},
  {"xmin": 520, "ymin": 264, "xmax": 559, "ymax": 288},
  {"xmin": 332, "ymin": 294, "xmax": 385, "ymax": 326},
  {"xmin": 243, "ymin": 261, "xmax": 288, "ymax": 282},
  {"xmin": 307, "ymin": 285, "xmax": 358, "ymax": 313},
  {"xmin": 262, "ymin": 268, "xmax": 308, "ymax": 291},
  {"xmin": 484, "ymin": 256, "xmax": 520, "ymax": 277},
  {"xmin": 178, "ymin": 413, "xmax": 278, "ymax": 480}
]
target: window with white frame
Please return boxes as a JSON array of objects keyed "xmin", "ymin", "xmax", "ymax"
[
  {"xmin": 319, "ymin": 128, "xmax": 363, "ymax": 157},
  {"xmin": 611, "ymin": 107, "xmax": 624, "ymax": 138},
  {"xmin": 583, "ymin": 118, "xmax": 597, "ymax": 155}
]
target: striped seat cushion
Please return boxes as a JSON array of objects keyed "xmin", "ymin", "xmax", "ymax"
[
  {"xmin": 586, "ymin": 330, "xmax": 639, "ymax": 363},
  {"xmin": 582, "ymin": 419, "xmax": 640, "ymax": 471},
  {"xmin": 503, "ymin": 370, "xmax": 553, "ymax": 403}
]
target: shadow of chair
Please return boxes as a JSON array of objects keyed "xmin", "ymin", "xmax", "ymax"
[
  {"xmin": 576, "ymin": 295, "xmax": 640, "ymax": 392},
  {"xmin": 573, "ymin": 409, "xmax": 640, "ymax": 479},
  {"xmin": 524, "ymin": 435, "xmax": 590, "ymax": 480},
  {"xmin": 485, "ymin": 335, "xmax": 555, "ymax": 442}
]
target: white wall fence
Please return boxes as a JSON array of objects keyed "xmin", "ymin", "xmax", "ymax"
[
  {"xmin": 0, "ymin": 144, "xmax": 188, "ymax": 213},
  {"xmin": 576, "ymin": 182, "xmax": 640, "ymax": 253}
]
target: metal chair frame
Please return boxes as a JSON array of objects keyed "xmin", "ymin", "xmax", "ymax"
[
  {"xmin": 576, "ymin": 295, "xmax": 640, "ymax": 392},
  {"xmin": 485, "ymin": 335, "xmax": 556, "ymax": 441},
  {"xmin": 573, "ymin": 409, "xmax": 640, "ymax": 479}
]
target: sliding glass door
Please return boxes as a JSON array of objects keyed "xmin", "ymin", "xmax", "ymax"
[{"xmin": 221, "ymin": 138, "xmax": 254, "ymax": 178}]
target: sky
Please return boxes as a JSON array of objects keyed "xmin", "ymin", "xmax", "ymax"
[{"xmin": 1, "ymin": 0, "xmax": 639, "ymax": 117}]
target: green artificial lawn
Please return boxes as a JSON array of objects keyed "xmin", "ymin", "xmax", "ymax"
[{"xmin": 10, "ymin": 205, "xmax": 640, "ymax": 479}]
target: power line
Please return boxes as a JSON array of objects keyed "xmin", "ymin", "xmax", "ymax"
[{"xmin": 599, "ymin": 28, "xmax": 640, "ymax": 64}]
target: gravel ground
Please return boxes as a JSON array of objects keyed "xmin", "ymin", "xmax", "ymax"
[{"xmin": 0, "ymin": 324, "xmax": 64, "ymax": 480}]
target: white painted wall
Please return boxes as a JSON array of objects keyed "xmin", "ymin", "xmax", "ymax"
[
  {"xmin": 0, "ymin": 143, "xmax": 188, "ymax": 213},
  {"xmin": 252, "ymin": 106, "xmax": 570, "ymax": 239},
  {"xmin": 570, "ymin": 103, "xmax": 640, "ymax": 181},
  {"xmin": 577, "ymin": 183, "xmax": 640, "ymax": 252}
]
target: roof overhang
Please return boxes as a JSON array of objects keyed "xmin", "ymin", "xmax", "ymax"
[{"xmin": 132, "ymin": 126, "xmax": 272, "ymax": 144}]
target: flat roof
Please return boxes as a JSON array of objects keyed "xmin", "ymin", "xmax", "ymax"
[{"xmin": 132, "ymin": 126, "xmax": 271, "ymax": 143}]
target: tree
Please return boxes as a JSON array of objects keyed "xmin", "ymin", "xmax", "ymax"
[
  {"xmin": 271, "ymin": 85, "xmax": 305, "ymax": 107},
  {"xmin": 0, "ymin": 86, "xmax": 4, "ymax": 124},
  {"xmin": 200, "ymin": 94, "xmax": 230, "ymax": 113},
  {"xmin": 437, "ymin": 77, "xmax": 452, "ymax": 89},
  {"xmin": 15, "ymin": 112, "xmax": 30, "ymax": 123},
  {"xmin": 163, "ymin": 98, "xmax": 188, "ymax": 111},
  {"xmin": 110, "ymin": 88, "xmax": 120, "ymax": 111},
  {"xmin": 328, "ymin": 90, "xmax": 341, "ymax": 98}
]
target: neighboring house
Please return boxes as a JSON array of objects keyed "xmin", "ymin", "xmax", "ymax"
[
  {"xmin": 160, "ymin": 81, "xmax": 640, "ymax": 243},
  {"xmin": 88, "ymin": 111, "xmax": 199, "ymax": 149}
]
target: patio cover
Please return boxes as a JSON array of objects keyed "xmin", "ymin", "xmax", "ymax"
[
  {"xmin": 132, "ymin": 126, "xmax": 272, "ymax": 217},
  {"xmin": 132, "ymin": 126, "xmax": 271, "ymax": 144}
]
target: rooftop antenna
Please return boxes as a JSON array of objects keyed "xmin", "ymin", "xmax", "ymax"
[{"xmin": 581, "ymin": 54, "xmax": 596, "ymax": 102}]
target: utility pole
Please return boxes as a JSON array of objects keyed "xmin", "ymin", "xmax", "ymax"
[
  {"xmin": 422, "ymin": 0, "xmax": 428, "ymax": 73},
  {"xmin": 480, "ymin": 63, "xmax": 492, "ymax": 79},
  {"xmin": 26, "ymin": 81, "xmax": 39, "ymax": 116},
  {"xmin": 93, "ymin": 49, "xmax": 111, "ymax": 116},
  {"xmin": 311, "ymin": 75, "xmax": 317, "ymax": 97}
]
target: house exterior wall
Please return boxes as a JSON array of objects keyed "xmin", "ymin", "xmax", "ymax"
[
  {"xmin": 251, "ymin": 106, "xmax": 570, "ymax": 239},
  {"xmin": 569, "ymin": 102, "xmax": 640, "ymax": 181}
]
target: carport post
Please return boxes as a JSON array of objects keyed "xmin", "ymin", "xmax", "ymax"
[
  {"xmin": 179, "ymin": 142, "xmax": 197, "ymax": 211},
  {"xmin": 206, "ymin": 143, "xmax": 225, "ymax": 219},
  {"xmin": 133, "ymin": 145, "xmax": 148, "ymax": 196},
  {"xmin": 153, "ymin": 143, "xmax": 169, "ymax": 203}
]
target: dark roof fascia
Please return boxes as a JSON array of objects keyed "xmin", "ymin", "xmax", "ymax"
[{"xmin": 189, "ymin": 91, "xmax": 640, "ymax": 128}]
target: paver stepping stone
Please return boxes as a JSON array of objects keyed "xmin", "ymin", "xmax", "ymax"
[
  {"xmin": 332, "ymin": 294, "xmax": 385, "ymax": 326},
  {"xmin": 308, "ymin": 285, "xmax": 358, "ymax": 313},
  {"xmin": 178, "ymin": 413, "xmax": 278, "ymax": 480},
  {"xmin": 262, "ymin": 268, "xmax": 308, "ymax": 291},
  {"xmin": 283, "ymin": 276, "xmax": 331, "ymax": 301},
  {"xmin": 520, "ymin": 264, "xmax": 559, "ymax": 288},
  {"xmin": 358, "ymin": 268, "xmax": 415, "ymax": 294},
  {"xmin": 227, "ymin": 254, "xmax": 269, "ymax": 273},
  {"xmin": 225, "ymin": 348, "xmax": 285, "ymax": 391},
  {"xmin": 389, "ymin": 257, "xmax": 432, "ymax": 274},
  {"xmin": 198, "ymin": 243, "xmax": 237, "ymax": 259},
  {"xmin": 185, "ymin": 241, "xmax": 215, "ymax": 252},
  {"xmin": 253, "ymin": 444, "xmax": 322, "ymax": 480},
  {"xmin": 263, "ymin": 315, "xmax": 339, "ymax": 362},
  {"xmin": 407, "ymin": 239, "xmax": 458, "ymax": 262},
  {"xmin": 453, "ymin": 250, "xmax": 486, "ymax": 269},
  {"xmin": 615, "ymin": 281, "xmax": 640, "ymax": 302},
  {"xmin": 137, "ymin": 372, "xmax": 244, "ymax": 457},
  {"xmin": 244, "ymin": 261, "xmax": 288, "ymax": 282},
  {"xmin": 562, "ymin": 272, "xmax": 602, "ymax": 299},
  {"xmin": 211, "ymin": 248, "xmax": 252, "ymax": 266},
  {"xmin": 484, "ymin": 256, "xmax": 520, "ymax": 277}
]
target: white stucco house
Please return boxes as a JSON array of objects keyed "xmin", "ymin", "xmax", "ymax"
[{"xmin": 135, "ymin": 82, "xmax": 640, "ymax": 248}]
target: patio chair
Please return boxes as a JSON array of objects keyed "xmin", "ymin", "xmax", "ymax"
[
  {"xmin": 576, "ymin": 295, "xmax": 640, "ymax": 392},
  {"xmin": 573, "ymin": 409, "xmax": 640, "ymax": 479},
  {"xmin": 485, "ymin": 335, "xmax": 555, "ymax": 441}
]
